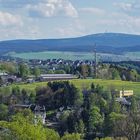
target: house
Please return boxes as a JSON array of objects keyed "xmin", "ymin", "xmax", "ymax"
[
  {"xmin": 116, "ymin": 97, "xmax": 131, "ymax": 106},
  {"xmin": 34, "ymin": 105, "xmax": 46, "ymax": 124},
  {"xmin": 115, "ymin": 90, "xmax": 134, "ymax": 98},
  {"xmin": 115, "ymin": 90, "xmax": 134, "ymax": 108},
  {"xmin": 0, "ymin": 72, "xmax": 8, "ymax": 77},
  {"xmin": 0, "ymin": 72, "xmax": 8, "ymax": 84},
  {"xmin": 12, "ymin": 104, "xmax": 31, "ymax": 110},
  {"xmin": 0, "ymin": 72, "xmax": 17, "ymax": 84},
  {"xmin": 39, "ymin": 74, "xmax": 77, "ymax": 81},
  {"xmin": 11, "ymin": 104, "xmax": 46, "ymax": 124},
  {"xmin": 26, "ymin": 78, "xmax": 35, "ymax": 83},
  {"xmin": 7, "ymin": 75, "xmax": 17, "ymax": 83}
]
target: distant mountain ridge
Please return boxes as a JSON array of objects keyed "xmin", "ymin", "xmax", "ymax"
[{"xmin": 0, "ymin": 33, "xmax": 140, "ymax": 55}]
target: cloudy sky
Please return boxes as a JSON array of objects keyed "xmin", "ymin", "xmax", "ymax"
[{"xmin": 0, "ymin": 0, "xmax": 140, "ymax": 40}]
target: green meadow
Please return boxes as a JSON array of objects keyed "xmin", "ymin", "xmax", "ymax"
[
  {"xmin": 10, "ymin": 51, "xmax": 94, "ymax": 60},
  {"xmin": 9, "ymin": 51, "xmax": 131, "ymax": 61},
  {"xmin": 5, "ymin": 79, "xmax": 140, "ymax": 96},
  {"xmin": 125, "ymin": 52, "xmax": 140, "ymax": 60}
]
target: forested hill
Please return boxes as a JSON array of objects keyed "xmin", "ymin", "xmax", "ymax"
[{"xmin": 1, "ymin": 33, "xmax": 140, "ymax": 55}]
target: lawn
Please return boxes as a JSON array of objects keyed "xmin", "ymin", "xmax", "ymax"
[{"xmin": 8, "ymin": 79, "xmax": 140, "ymax": 96}]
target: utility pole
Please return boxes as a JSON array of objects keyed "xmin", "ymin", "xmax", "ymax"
[{"xmin": 94, "ymin": 44, "xmax": 97, "ymax": 78}]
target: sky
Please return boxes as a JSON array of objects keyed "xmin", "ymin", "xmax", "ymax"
[{"xmin": 0, "ymin": 0, "xmax": 140, "ymax": 40}]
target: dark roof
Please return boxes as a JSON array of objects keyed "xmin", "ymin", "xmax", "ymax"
[{"xmin": 116, "ymin": 97, "xmax": 131, "ymax": 105}]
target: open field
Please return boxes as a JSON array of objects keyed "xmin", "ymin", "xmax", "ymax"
[
  {"xmin": 9, "ymin": 51, "xmax": 132, "ymax": 61},
  {"xmin": 10, "ymin": 51, "xmax": 96, "ymax": 60},
  {"xmin": 4, "ymin": 79, "xmax": 140, "ymax": 96},
  {"xmin": 125, "ymin": 52, "xmax": 140, "ymax": 60}
]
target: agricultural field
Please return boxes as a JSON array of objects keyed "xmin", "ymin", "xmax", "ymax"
[
  {"xmin": 4, "ymin": 79, "xmax": 140, "ymax": 96},
  {"xmin": 9, "ymin": 51, "xmax": 131, "ymax": 61},
  {"xmin": 125, "ymin": 52, "xmax": 140, "ymax": 60}
]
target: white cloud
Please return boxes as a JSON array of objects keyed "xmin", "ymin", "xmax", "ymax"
[
  {"xmin": 26, "ymin": 0, "xmax": 78, "ymax": 18},
  {"xmin": 54, "ymin": 20, "xmax": 85, "ymax": 37},
  {"xmin": 0, "ymin": 0, "xmax": 40, "ymax": 8},
  {"xmin": 80, "ymin": 7, "xmax": 106, "ymax": 16},
  {"xmin": 114, "ymin": 2, "xmax": 132, "ymax": 11},
  {"xmin": 0, "ymin": 11, "xmax": 23, "ymax": 26},
  {"xmin": 98, "ymin": 12, "xmax": 140, "ymax": 33},
  {"xmin": 114, "ymin": 1, "xmax": 140, "ymax": 17},
  {"xmin": 0, "ymin": 24, "xmax": 41, "ymax": 40}
]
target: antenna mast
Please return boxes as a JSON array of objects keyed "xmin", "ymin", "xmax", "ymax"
[{"xmin": 94, "ymin": 44, "xmax": 97, "ymax": 78}]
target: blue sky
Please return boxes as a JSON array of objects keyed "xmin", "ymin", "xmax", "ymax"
[{"xmin": 0, "ymin": 0, "xmax": 140, "ymax": 40}]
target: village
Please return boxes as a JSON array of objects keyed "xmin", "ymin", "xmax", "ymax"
[{"xmin": 0, "ymin": 53, "xmax": 139, "ymax": 140}]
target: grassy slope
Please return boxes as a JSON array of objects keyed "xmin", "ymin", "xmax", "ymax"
[
  {"xmin": 10, "ymin": 51, "xmax": 95, "ymax": 60},
  {"xmin": 125, "ymin": 52, "xmax": 140, "ymax": 60},
  {"xmin": 9, "ymin": 79, "xmax": 140, "ymax": 95},
  {"xmin": 10, "ymin": 51, "xmax": 129, "ymax": 61}
]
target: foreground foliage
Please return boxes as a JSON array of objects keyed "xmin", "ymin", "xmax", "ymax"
[
  {"xmin": 0, "ymin": 81, "xmax": 140, "ymax": 140},
  {"xmin": 0, "ymin": 111, "xmax": 81, "ymax": 140}
]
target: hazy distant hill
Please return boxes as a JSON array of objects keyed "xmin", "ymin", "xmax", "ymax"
[{"xmin": 0, "ymin": 33, "xmax": 140, "ymax": 55}]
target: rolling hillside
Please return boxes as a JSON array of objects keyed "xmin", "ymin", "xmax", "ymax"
[
  {"xmin": 1, "ymin": 33, "xmax": 140, "ymax": 55},
  {"xmin": 1, "ymin": 79, "xmax": 140, "ymax": 96}
]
